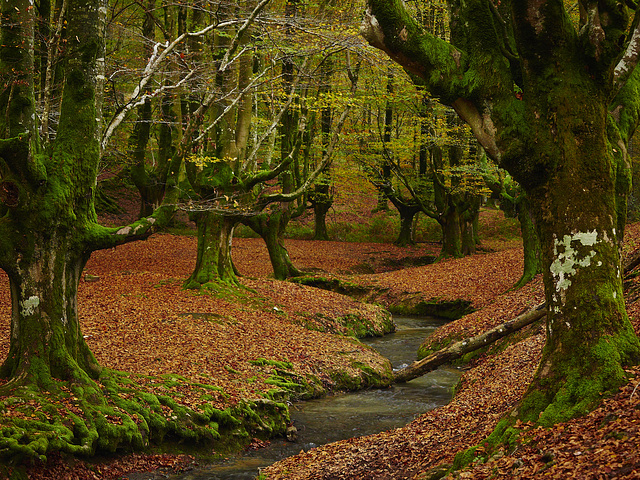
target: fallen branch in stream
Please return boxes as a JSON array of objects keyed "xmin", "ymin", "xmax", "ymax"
[
  {"xmin": 394, "ymin": 246, "xmax": 640, "ymax": 384},
  {"xmin": 393, "ymin": 302, "xmax": 547, "ymax": 383}
]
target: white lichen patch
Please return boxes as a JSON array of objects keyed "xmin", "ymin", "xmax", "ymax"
[
  {"xmin": 117, "ymin": 226, "xmax": 132, "ymax": 235},
  {"xmin": 550, "ymin": 231, "xmax": 600, "ymax": 304},
  {"xmin": 21, "ymin": 296, "xmax": 40, "ymax": 316}
]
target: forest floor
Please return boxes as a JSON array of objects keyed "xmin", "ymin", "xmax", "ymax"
[{"xmin": 4, "ymin": 210, "xmax": 640, "ymax": 479}]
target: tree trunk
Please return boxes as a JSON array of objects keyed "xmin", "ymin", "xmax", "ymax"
[
  {"xmin": 394, "ymin": 203, "xmax": 420, "ymax": 247},
  {"xmin": 244, "ymin": 211, "xmax": 302, "ymax": 280},
  {"xmin": 0, "ymin": 243, "xmax": 101, "ymax": 385},
  {"xmin": 515, "ymin": 94, "xmax": 640, "ymax": 425},
  {"xmin": 439, "ymin": 207, "xmax": 463, "ymax": 258},
  {"xmin": 184, "ymin": 211, "xmax": 239, "ymax": 288},
  {"xmin": 313, "ymin": 187, "xmax": 332, "ymax": 240},
  {"xmin": 513, "ymin": 197, "xmax": 541, "ymax": 289},
  {"xmin": 460, "ymin": 199, "xmax": 480, "ymax": 256},
  {"xmin": 311, "ymin": 56, "xmax": 334, "ymax": 241}
]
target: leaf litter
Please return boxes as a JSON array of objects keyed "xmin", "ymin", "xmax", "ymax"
[{"xmin": 2, "ymin": 220, "xmax": 640, "ymax": 479}]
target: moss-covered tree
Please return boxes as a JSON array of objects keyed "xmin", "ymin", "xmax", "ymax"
[
  {"xmin": 0, "ymin": 0, "xmax": 293, "ymax": 463},
  {"xmin": 0, "ymin": 0, "xmax": 207, "ymax": 458},
  {"xmin": 485, "ymin": 169, "xmax": 542, "ymax": 288},
  {"xmin": 362, "ymin": 0, "xmax": 640, "ymax": 424}
]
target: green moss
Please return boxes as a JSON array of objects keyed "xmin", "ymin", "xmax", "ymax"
[
  {"xmin": 449, "ymin": 418, "xmax": 522, "ymax": 476},
  {"xmin": 249, "ymin": 358, "xmax": 294, "ymax": 370},
  {"xmin": 0, "ymin": 369, "xmax": 291, "ymax": 463},
  {"xmin": 290, "ymin": 276, "xmax": 371, "ymax": 297},
  {"xmin": 417, "ymin": 337, "xmax": 455, "ymax": 360},
  {"xmin": 451, "ymin": 445, "xmax": 480, "ymax": 471}
]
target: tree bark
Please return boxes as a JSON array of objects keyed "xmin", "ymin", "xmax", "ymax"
[
  {"xmin": 513, "ymin": 196, "xmax": 541, "ymax": 289},
  {"xmin": 244, "ymin": 211, "xmax": 302, "ymax": 280},
  {"xmin": 394, "ymin": 202, "xmax": 420, "ymax": 247},
  {"xmin": 438, "ymin": 206, "xmax": 463, "ymax": 258},
  {"xmin": 184, "ymin": 211, "xmax": 239, "ymax": 288}
]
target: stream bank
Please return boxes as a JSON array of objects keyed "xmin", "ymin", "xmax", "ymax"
[{"xmin": 146, "ymin": 316, "xmax": 460, "ymax": 480}]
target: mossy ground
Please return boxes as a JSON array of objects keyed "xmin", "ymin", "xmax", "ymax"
[{"xmin": 0, "ymin": 370, "xmax": 288, "ymax": 466}]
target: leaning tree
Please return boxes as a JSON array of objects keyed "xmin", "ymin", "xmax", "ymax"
[{"xmin": 362, "ymin": 0, "xmax": 640, "ymax": 425}]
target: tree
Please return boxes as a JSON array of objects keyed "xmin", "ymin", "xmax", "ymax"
[
  {"xmin": 361, "ymin": 0, "xmax": 640, "ymax": 425},
  {"xmin": 0, "ymin": 0, "xmax": 190, "ymax": 457},
  {"xmin": 484, "ymin": 168, "xmax": 542, "ymax": 288}
]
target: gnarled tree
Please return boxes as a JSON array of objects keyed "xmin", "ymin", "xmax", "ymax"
[
  {"xmin": 0, "ymin": 0, "xmax": 258, "ymax": 462},
  {"xmin": 362, "ymin": 0, "xmax": 640, "ymax": 425}
]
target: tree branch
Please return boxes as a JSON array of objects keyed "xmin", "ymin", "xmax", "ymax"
[
  {"xmin": 360, "ymin": 0, "xmax": 467, "ymax": 103},
  {"xmin": 394, "ymin": 303, "xmax": 547, "ymax": 383},
  {"xmin": 613, "ymin": 18, "xmax": 640, "ymax": 96},
  {"xmin": 84, "ymin": 203, "xmax": 176, "ymax": 252}
]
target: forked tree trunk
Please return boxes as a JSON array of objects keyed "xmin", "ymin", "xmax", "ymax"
[
  {"xmin": 244, "ymin": 211, "xmax": 302, "ymax": 280},
  {"xmin": 394, "ymin": 203, "xmax": 420, "ymax": 246},
  {"xmin": 184, "ymin": 211, "xmax": 239, "ymax": 288}
]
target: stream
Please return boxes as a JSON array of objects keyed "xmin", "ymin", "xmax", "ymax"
[{"xmin": 142, "ymin": 316, "xmax": 461, "ymax": 480}]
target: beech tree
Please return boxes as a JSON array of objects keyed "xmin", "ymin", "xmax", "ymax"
[
  {"xmin": 0, "ymin": 0, "xmax": 291, "ymax": 460},
  {"xmin": 362, "ymin": 1, "xmax": 640, "ymax": 425},
  {"xmin": 484, "ymin": 169, "xmax": 542, "ymax": 288}
]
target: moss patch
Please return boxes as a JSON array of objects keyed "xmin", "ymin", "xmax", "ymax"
[
  {"xmin": 0, "ymin": 370, "xmax": 288, "ymax": 465},
  {"xmin": 290, "ymin": 275, "xmax": 372, "ymax": 298}
]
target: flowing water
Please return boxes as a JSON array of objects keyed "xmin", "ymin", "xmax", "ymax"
[{"xmin": 137, "ymin": 316, "xmax": 460, "ymax": 480}]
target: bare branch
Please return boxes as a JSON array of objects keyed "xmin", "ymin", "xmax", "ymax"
[
  {"xmin": 41, "ymin": 0, "xmax": 69, "ymax": 143},
  {"xmin": 100, "ymin": 23, "xmax": 221, "ymax": 151},
  {"xmin": 193, "ymin": 69, "xmax": 268, "ymax": 144},
  {"xmin": 241, "ymin": 58, "xmax": 310, "ymax": 173},
  {"xmin": 218, "ymin": 0, "xmax": 273, "ymax": 72},
  {"xmin": 613, "ymin": 21, "xmax": 640, "ymax": 95}
]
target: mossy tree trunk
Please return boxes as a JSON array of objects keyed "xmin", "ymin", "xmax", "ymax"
[
  {"xmin": 362, "ymin": 0, "xmax": 640, "ymax": 423},
  {"xmin": 438, "ymin": 206, "xmax": 463, "ymax": 258},
  {"xmin": 485, "ymin": 172, "xmax": 542, "ymax": 288},
  {"xmin": 516, "ymin": 87, "xmax": 639, "ymax": 424},
  {"xmin": 514, "ymin": 195, "xmax": 541, "ymax": 289},
  {"xmin": 460, "ymin": 196, "xmax": 480, "ymax": 256},
  {"xmin": 244, "ymin": 210, "xmax": 302, "ymax": 280},
  {"xmin": 184, "ymin": 211, "xmax": 239, "ymax": 288},
  {"xmin": 0, "ymin": 0, "xmax": 179, "ymax": 458},
  {"xmin": 0, "ymin": 237, "xmax": 101, "ymax": 385},
  {"xmin": 312, "ymin": 186, "xmax": 332, "ymax": 240},
  {"xmin": 394, "ymin": 202, "xmax": 420, "ymax": 246},
  {"xmin": 310, "ymin": 56, "xmax": 334, "ymax": 241}
]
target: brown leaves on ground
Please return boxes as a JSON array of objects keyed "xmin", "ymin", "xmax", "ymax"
[
  {"xmin": 24, "ymin": 452, "xmax": 196, "ymax": 480},
  {"xmin": 262, "ymin": 226, "xmax": 640, "ymax": 480},
  {"xmin": 5, "ymin": 221, "xmax": 640, "ymax": 479}
]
